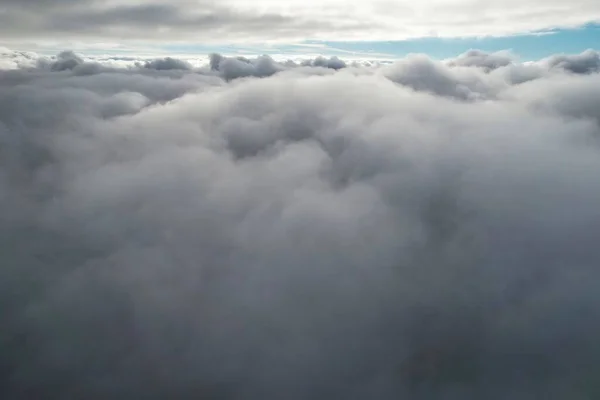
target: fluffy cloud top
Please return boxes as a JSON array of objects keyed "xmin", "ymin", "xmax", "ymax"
[
  {"xmin": 2, "ymin": 48, "xmax": 600, "ymax": 399},
  {"xmin": 446, "ymin": 49, "xmax": 515, "ymax": 71},
  {"xmin": 142, "ymin": 57, "xmax": 194, "ymax": 71},
  {"xmin": 543, "ymin": 49, "xmax": 600, "ymax": 74}
]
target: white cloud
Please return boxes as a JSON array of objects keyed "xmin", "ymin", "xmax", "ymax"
[
  {"xmin": 1, "ymin": 0, "xmax": 599, "ymax": 45},
  {"xmin": 2, "ymin": 48, "xmax": 600, "ymax": 399}
]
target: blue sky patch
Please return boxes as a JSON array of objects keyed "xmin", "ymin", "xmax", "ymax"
[{"xmin": 155, "ymin": 24, "xmax": 600, "ymax": 61}]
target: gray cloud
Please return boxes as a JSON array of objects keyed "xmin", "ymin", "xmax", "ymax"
[
  {"xmin": 302, "ymin": 56, "xmax": 347, "ymax": 70},
  {"xmin": 209, "ymin": 53, "xmax": 285, "ymax": 81},
  {"xmin": 1, "ymin": 48, "xmax": 600, "ymax": 399},
  {"xmin": 142, "ymin": 57, "xmax": 193, "ymax": 71},
  {"xmin": 47, "ymin": 50, "xmax": 85, "ymax": 71},
  {"xmin": 382, "ymin": 54, "xmax": 493, "ymax": 100},
  {"xmin": 2, "ymin": 0, "xmax": 599, "ymax": 44},
  {"xmin": 447, "ymin": 49, "xmax": 515, "ymax": 71},
  {"xmin": 543, "ymin": 49, "xmax": 600, "ymax": 74},
  {"xmin": 0, "ymin": 1, "xmax": 371, "ymax": 43}
]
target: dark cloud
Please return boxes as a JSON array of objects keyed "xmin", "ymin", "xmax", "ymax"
[
  {"xmin": 209, "ymin": 53, "xmax": 285, "ymax": 80},
  {"xmin": 2, "ymin": 0, "xmax": 600, "ymax": 45},
  {"xmin": 206, "ymin": 53, "xmax": 349, "ymax": 81},
  {"xmin": 47, "ymin": 50, "xmax": 85, "ymax": 71},
  {"xmin": 1, "ymin": 48, "xmax": 600, "ymax": 400},
  {"xmin": 302, "ymin": 56, "xmax": 347, "ymax": 70},
  {"xmin": 447, "ymin": 49, "xmax": 515, "ymax": 71},
  {"xmin": 544, "ymin": 49, "xmax": 600, "ymax": 74},
  {"xmin": 383, "ymin": 54, "xmax": 492, "ymax": 100},
  {"xmin": 142, "ymin": 57, "xmax": 193, "ymax": 71},
  {"xmin": 0, "ymin": 1, "xmax": 371, "ymax": 42}
]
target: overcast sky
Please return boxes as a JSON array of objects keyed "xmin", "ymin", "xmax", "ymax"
[{"xmin": 1, "ymin": 0, "xmax": 600, "ymax": 56}]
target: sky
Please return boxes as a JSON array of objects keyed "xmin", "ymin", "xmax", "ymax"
[
  {"xmin": 3, "ymin": 2, "xmax": 600, "ymax": 400},
  {"xmin": 0, "ymin": 0, "xmax": 599, "ymax": 59}
]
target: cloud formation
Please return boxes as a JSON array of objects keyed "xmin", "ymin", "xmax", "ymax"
[
  {"xmin": 142, "ymin": 57, "xmax": 193, "ymax": 71},
  {"xmin": 1, "ymin": 0, "xmax": 600, "ymax": 44},
  {"xmin": 543, "ymin": 49, "xmax": 600, "ymax": 74},
  {"xmin": 1, "ymin": 48, "xmax": 600, "ymax": 399},
  {"xmin": 446, "ymin": 49, "xmax": 515, "ymax": 71}
]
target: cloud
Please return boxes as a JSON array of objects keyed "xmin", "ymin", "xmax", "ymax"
[
  {"xmin": 382, "ymin": 54, "xmax": 495, "ymax": 100},
  {"xmin": 47, "ymin": 50, "xmax": 86, "ymax": 71},
  {"xmin": 543, "ymin": 49, "xmax": 600, "ymax": 74},
  {"xmin": 447, "ymin": 49, "xmax": 515, "ymax": 71},
  {"xmin": 1, "ymin": 48, "xmax": 600, "ymax": 399},
  {"xmin": 206, "ymin": 53, "xmax": 348, "ymax": 81},
  {"xmin": 142, "ymin": 57, "xmax": 193, "ymax": 71},
  {"xmin": 1, "ymin": 0, "xmax": 600, "ymax": 44},
  {"xmin": 208, "ymin": 53, "xmax": 286, "ymax": 80},
  {"xmin": 0, "ymin": 47, "xmax": 40, "ymax": 70},
  {"xmin": 302, "ymin": 55, "xmax": 347, "ymax": 70}
]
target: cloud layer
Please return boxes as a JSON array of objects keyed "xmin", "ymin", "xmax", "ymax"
[
  {"xmin": 2, "ymin": 48, "xmax": 600, "ymax": 399},
  {"xmin": 1, "ymin": 0, "xmax": 600, "ymax": 44}
]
